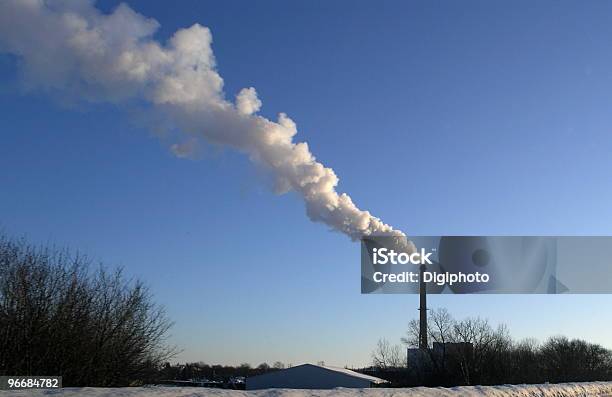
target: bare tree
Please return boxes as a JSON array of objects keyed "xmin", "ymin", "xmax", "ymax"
[
  {"xmin": 509, "ymin": 338, "xmax": 541, "ymax": 384},
  {"xmin": 0, "ymin": 235, "xmax": 176, "ymax": 386},
  {"xmin": 256, "ymin": 362, "xmax": 270, "ymax": 371},
  {"xmin": 372, "ymin": 338, "xmax": 405, "ymax": 369},
  {"xmin": 399, "ymin": 307, "xmax": 612, "ymax": 386},
  {"xmin": 401, "ymin": 319, "xmax": 420, "ymax": 348},
  {"xmin": 402, "ymin": 308, "xmax": 455, "ymax": 348}
]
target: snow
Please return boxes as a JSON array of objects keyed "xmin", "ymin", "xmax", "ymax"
[
  {"xmin": 311, "ymin": 365, "xmax": 388, "ymax": 384},
  {"xmin": 2, "ymin": 382, "xmax": 612, "ymax": 397}
]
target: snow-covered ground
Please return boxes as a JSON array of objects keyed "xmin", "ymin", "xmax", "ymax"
[{"xmin": 2, "ymin": 382, "xmax": 612, "ymax": 397}]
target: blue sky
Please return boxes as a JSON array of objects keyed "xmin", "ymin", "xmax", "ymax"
[{"xmin": 1, "ymin": 0, "xmax": 612, "ymax": 367}]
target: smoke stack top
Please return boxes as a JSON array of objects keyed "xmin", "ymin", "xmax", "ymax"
[{"xmin": 0, "ymin": 0, "xmax": 408, "ymax": 244}]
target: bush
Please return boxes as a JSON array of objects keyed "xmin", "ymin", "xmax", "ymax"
[{"xmin": 0, "ymin": 235, "xmax": 175, "ymax": 386}]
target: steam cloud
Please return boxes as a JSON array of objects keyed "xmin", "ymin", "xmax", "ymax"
[{"xmin": 0, "ymin": 0, "xmax": 410, "ymax": 244}]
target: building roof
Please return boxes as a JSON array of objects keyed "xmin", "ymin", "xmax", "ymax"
[
  {"xmin": 254, "ymin": 363, "xmax": 387, "ymax": 384},
  {"xmin": 312, "ymin": 364, "xmax": 388, "ymax": 384}
]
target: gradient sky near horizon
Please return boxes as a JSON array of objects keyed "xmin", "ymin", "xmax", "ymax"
[{"xmin": 1, "ymin": 0, "xmax": 612, "ymax": 367}]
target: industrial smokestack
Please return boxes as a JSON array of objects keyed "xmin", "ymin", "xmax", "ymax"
[{"xmin": 419, "ymin": 264, "xmax": 428, "ymax": 349}]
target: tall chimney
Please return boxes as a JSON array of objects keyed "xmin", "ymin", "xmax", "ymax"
[{"xmin": 419, "ymin": 264, "xmax": 428, "ymax": 349}]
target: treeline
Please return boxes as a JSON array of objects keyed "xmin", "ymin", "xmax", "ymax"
[
  {"xmin": 0, "ymin": 235, "xmax": 176, "ymax": 386},
  {"xmin": 157, "ymin": 361, "xmax": 288, "ymax": 381},
  {"xmin": 371, "ymin": 308, "xmax": 612, "ymax": 387}
]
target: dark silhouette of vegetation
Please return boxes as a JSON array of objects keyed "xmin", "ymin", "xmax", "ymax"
[
  {"xmin": 0, "ymin": 235, "xmax": 176, "ymax": 386},
  {"xmin": 370, "ymin": 308, "xmax": 612, "ymax": 387},
  {"xmin": 155, "ymin": 361, "xmax": 289, "ymax": 389},
  {"xmin": 158, "ymin": 361, "xmax": 281, "ymax": 380}
]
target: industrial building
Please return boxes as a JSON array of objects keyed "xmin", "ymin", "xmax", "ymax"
[{"xmin": 245, "ymin": 363, "xmax": 388, "ymax": 390}]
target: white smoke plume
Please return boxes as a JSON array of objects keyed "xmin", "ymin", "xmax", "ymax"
[{"xmin": 0, "ymin": 0, "xmax": 410, "ymax": 245}]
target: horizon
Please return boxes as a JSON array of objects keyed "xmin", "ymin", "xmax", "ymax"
[{"xmin": 2, "ymin": 0, "xmax": 612, "ymax": 369}]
